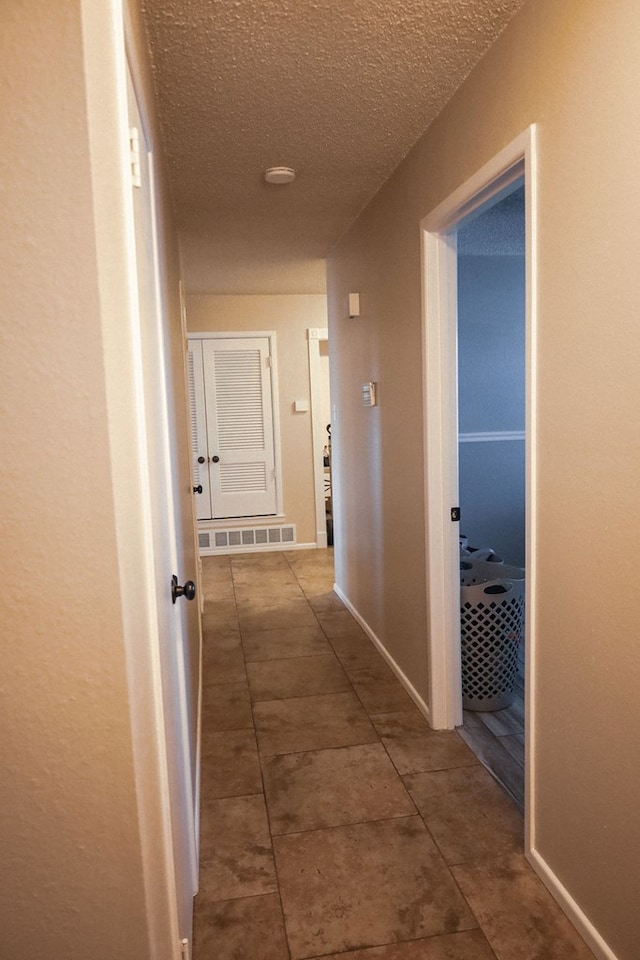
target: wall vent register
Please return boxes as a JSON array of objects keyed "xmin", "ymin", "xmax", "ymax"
[{"xmin": 198, "ymin": 524, "xmax": 296, "ymax": 553}]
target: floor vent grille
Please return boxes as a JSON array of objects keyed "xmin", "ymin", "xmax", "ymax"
[{"xmin": 198, "ymin": 524, "xmax": 296, "ymax": 554}]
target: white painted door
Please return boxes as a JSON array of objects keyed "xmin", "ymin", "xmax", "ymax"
[
  {"xmin": 128, "ymin": 70, "xmax": 197, "ymax": 950},
  {"xmin": 187, "ymin": 340, "xmax": 213, "ymax": 522},
  {"xmin": 189, "ymin": 336, "xmax": 278, "ymax": 519}
]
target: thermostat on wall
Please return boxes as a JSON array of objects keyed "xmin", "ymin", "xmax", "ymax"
[{"xmin": 362, "ymin": 382, "xmax": 377, "ymax": 407}]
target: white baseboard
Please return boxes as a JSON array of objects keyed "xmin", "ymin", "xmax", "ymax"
[
  {"xmin": 199, "ymin": 540, "xmax": 318, "ymax": 556},
  {"xmin": 333, "ymin": 584, "xmax": 432, "ymax": 726},
  {"xmin": 527, "ymin": 848, "xmax": 617, "ymax": 960}
]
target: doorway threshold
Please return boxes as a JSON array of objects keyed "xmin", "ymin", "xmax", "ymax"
[{"xmin": 457, "ymin": 672, "xmax": 524, "ymax": 812}]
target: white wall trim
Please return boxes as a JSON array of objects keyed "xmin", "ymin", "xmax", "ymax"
[
  {"xmin": 421, "ymin": 228, "xmax": 462, "ymax": 730},
  {"xmin": 200, "ymin": 541, "xmax": 317, "ymax": 557},
  {"xmin": 308, "ymin": 327, "xmax": 330, "ymax": 549},
  {"xmin": 459, "ymin": 430, "xmax": 525, "ymax": 443},
  {"xmin": 421, "ymin": 124, "xmax": 538, "ymax": 828},
  {"xmin": 528, "ymin": 849, "xmax": 619, "ymax": 960},
  {"xmin": 333, "ymin": 585, "xmax": 433, "ymax": 726}
]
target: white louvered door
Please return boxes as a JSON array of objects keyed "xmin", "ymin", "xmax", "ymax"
[{"xmin": 192, "ymin": 336, "xmax": 278, "ymax": 519}]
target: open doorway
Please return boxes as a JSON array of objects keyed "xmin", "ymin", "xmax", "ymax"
[
  {"xmin": 309, "ymin": 327, "xmax": 333, "ymax": 548},
  {"xmin": 421, "ymin": 127, "xmax": 537, "ymax": 835},
  {"xmin": 455, "ymin": 186, "xmax": 526, "ymax": 809}
]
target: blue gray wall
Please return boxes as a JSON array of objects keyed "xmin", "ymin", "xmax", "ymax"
[{"xmin": 457, "ymin": 229, "xmax": 525, "ymax": 566}]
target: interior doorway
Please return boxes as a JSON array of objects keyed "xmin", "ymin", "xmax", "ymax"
[
  {"xmin": 455, "ymin": 186, "xmax": 526, "ymax": 810},
  {"xmin": 421, "ymin": 127, "xmax": 537, "ymax": 840},
  {"xmin": 308, "ymin": 327, "xmax": 333, "ymax": 548}
]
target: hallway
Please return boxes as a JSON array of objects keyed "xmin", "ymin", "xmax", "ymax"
[{"xmin": 194, "ymin": 549, "xmax": 594, "ymax": 960}]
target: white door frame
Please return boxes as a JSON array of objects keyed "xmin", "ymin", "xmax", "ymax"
[
  {"xmin": 84, "ymin": 3, "xmax": 198, "ymax": 955},
  {"xmin": 308, "ymin": 327, "xmax": 330, "ymax": 548},
  {"xmin": 421, "ymin": 126, "xmax": 538, "ymax": 840},
  {"xmin": 126, "ymin": 48, "xmax": 198, "ymax": 951}
]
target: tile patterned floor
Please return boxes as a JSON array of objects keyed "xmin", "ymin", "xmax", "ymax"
[{"xmin": 194, "ymin": 549, "xmax": 595, "ymax": 960}]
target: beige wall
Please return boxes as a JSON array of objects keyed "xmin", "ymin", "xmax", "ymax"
[
  {"xmin": 187, "ymin": 294, "xmax": 328, "ymax": 546},
  {"xmin": 1, "ymin": 1, "xmax": 197, "ymax": 955},
  {"xmin": 327, "ymin": 0, "xmax": 640, "ymax": 956}
]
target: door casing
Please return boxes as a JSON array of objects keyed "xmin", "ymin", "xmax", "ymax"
[
  {"xmin": 421, "ymin": 126, "xmax": 538, "ymax": 852},
  {"xmin": 308, "ymin": 327, "xmax": 330, "ymax": 548}
]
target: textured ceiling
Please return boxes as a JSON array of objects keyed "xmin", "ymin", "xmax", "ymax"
[{"xmin": 141, "ymin": 0, "xmax": 528, "ymax": 293}]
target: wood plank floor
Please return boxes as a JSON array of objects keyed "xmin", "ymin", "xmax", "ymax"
[{"xmin": 459, "ymin": 661, "xmax": 525, "ymax": 811}]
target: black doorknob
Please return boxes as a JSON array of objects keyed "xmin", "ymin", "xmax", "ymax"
[
  {"xmin": 211, "ymin": 455, "xmax": 220, "ymax": 463},
  {"xmin": 193, "ymin": 484, "xmax": 203, "ymax": 494},
  {"xmin": 171, "ymin": 575, "xmax": 197, "ymax": 604},
  {"xmin": 197, "ymin": 456, "xmax": 206, "ymax": 464}
]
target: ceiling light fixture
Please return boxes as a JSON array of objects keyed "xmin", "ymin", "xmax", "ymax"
[{"xmin": 264, "ymin": 166, "xmax": 296, "ymax": 184}]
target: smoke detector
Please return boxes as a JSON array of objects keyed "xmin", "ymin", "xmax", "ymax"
[{"xmin": 264, "ymin": 166, "xmax": 296, "ymax": 184}]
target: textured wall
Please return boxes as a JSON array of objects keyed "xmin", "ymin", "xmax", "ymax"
[
  {"xmin": 0, "ymin": 3, "xmax": 148, "ymax": 956},
  {"xmin": 328, "ymin": 0, "xmax": 640, "ymax": 956},
  {"xmin": 458, "ymin": 253, "xmax": 525, "ymax": 566},
  {"xmin": 0, "ymin": 1, "xmax": 200, "ymax": 955}
]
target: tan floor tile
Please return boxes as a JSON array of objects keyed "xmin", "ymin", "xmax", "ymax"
[
  {"xmin": 309, "ymin": 929, "xmax": 497, "ymax": 959},
  {"xmin": 253, "ymin": 692, "xmax": 377, "ymax": 756},
  {"xmin": 202, "ymin": 635, "xmax": 246, "ymax": 684},
  {"xmin": 193, "ymin": 893, "xmax": 289, "ymax": 960},
  {"xmin": 317, "ymin": 609, "xmax": 371, "ymax": 638},
  {"xmin": 238, "ymin": 596, "xmax": 319, "ymax": 632},
  {"xmin": 372, "ymin": 711, "xmax": 478, "ymax": 775},
  {"xmin": 330, "ymin": 633, "xmax": 387, "ymax": 669},
  {"xmin": 201, "ymin": 681, "xmax": 253, "ymax": 732},
  {"xmin": 232, "ymin": 554, "xmax": 294, "ymax": 579},
  {"xmin": 199, "ymin": 795, "xmax": 277, "ymax": 901},
  {"xmin": 298, "ymin": 578, "xmax": 339, "ymax": 600},
  {"xmin": 404, "ymin": 765, "xmax": 523, "ymax": 865},
  {"xmin": 262, "ymin": 742, "xmax": 416, "ymax": 834},
  {"xmin": 247, "ymin": 654, "xmax": 351, "ymax": 701},
  {"xmin": 231, "ymin": 568, "xmax": 298, "ymax": 590},
  {"xmin": 242, "ymin": 625, "xmax": 332, "ymax": 662},
  {"xmin": 274, "ymin": 817, "xmax": 476, "ymax": 959},
  {"xmin": 284, "ymin": 548, "xmax": 334, "ymax": 571},
  {"xmin": 200, "ymin": 555, "xmax": 233, "ymax": 584},
  {"xmin": 200, "ymin": 729, "xmax": 262, "ymax": 799},
  {"xmin": 200, "ymin": 579, "xmax": 236, "ymax": 604},
  {"xmin": 201, "ymin": 598, "xmax": 239, "ymax": 622},
  {"xmin": 200, "ymin": 615, "xmax": 240, "ymax": 643},
  {"xmin": 341, "ymin": 653, "xmax": 396, "ymax": 682},
  {"xmin": 235, "ymin": 580, "xmax": 304, "ymax": 603},
  {"xmin": 452, "ymin": 853, "xmax": 597, "ymax": 959},
  {"xmin": 350, "ymin": 667, "xmax": 415, "ymax": 714}
]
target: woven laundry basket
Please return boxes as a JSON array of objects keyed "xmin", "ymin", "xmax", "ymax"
[{"xmin": 460, "ymin": 577, "xmax": 525, "ymax": 711}]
